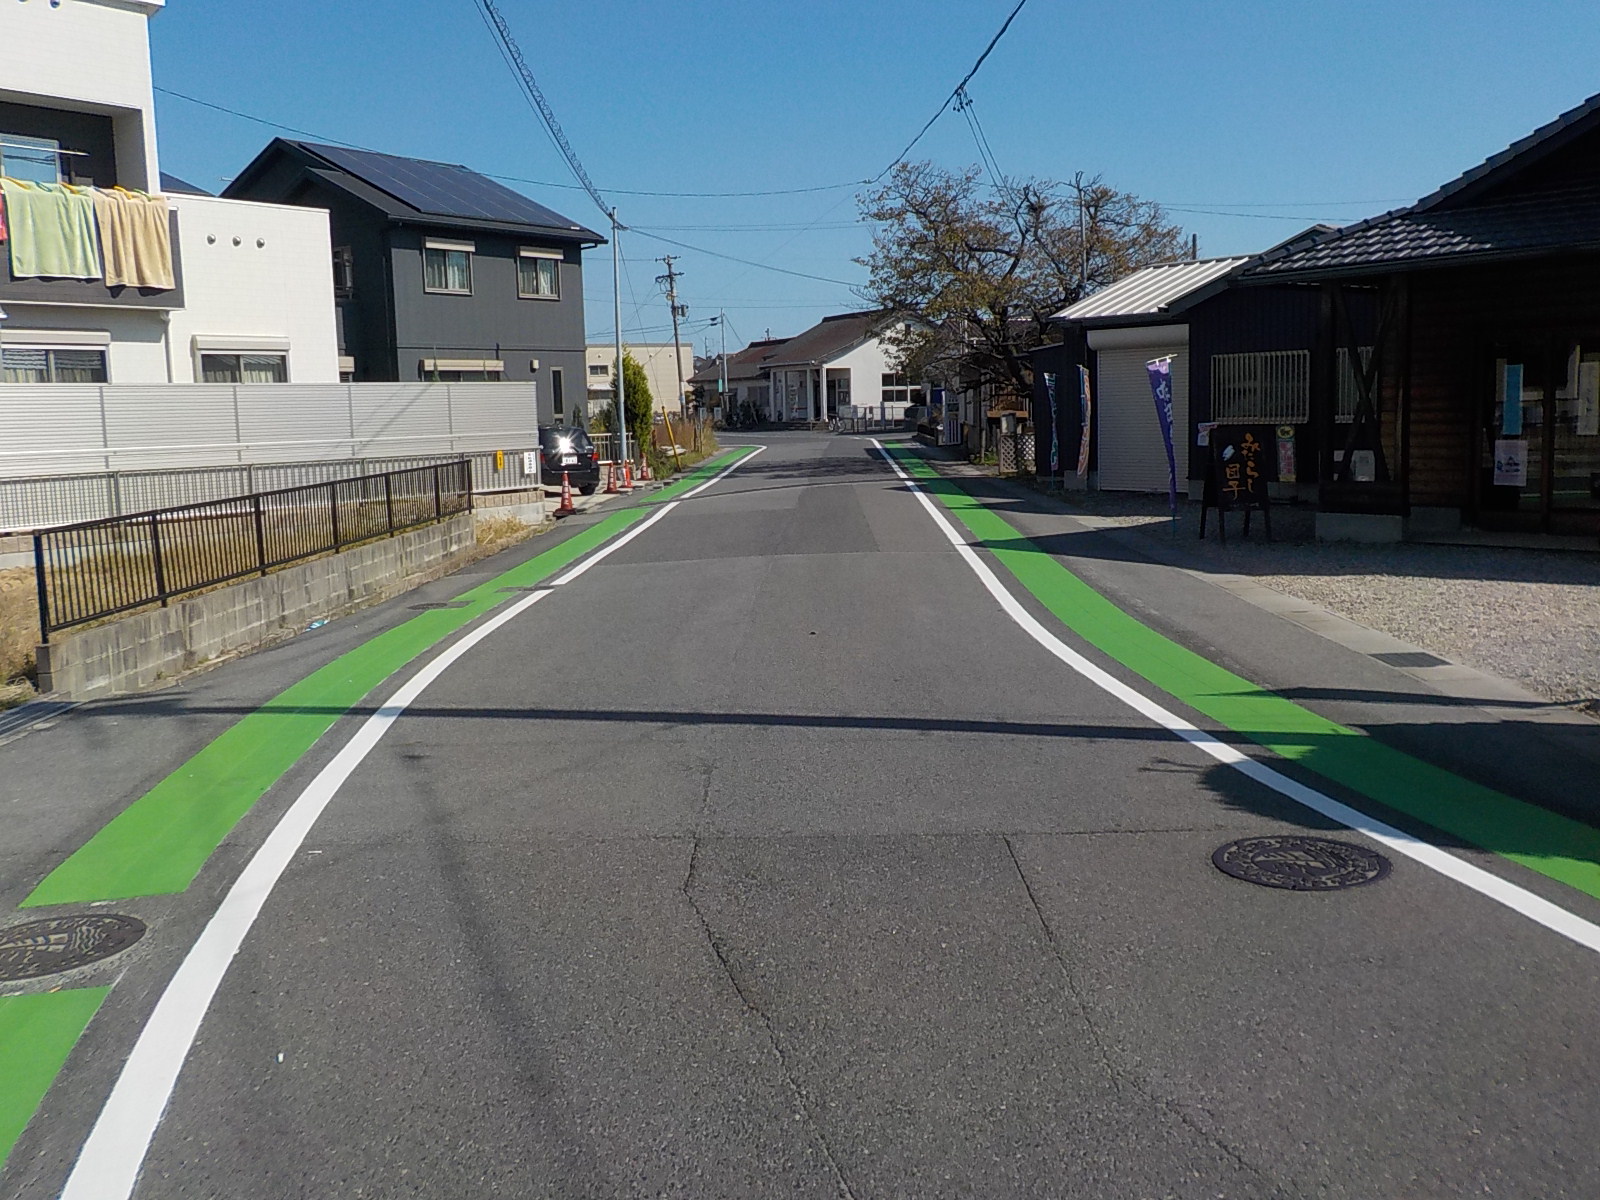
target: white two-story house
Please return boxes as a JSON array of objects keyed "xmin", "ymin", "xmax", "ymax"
[{"xmin": 0, "ymin": 0, "xmax": 337, "ymax": 385}]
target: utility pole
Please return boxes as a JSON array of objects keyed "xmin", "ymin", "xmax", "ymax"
[
  {"xmin": 709, "ymin": 309, "xmax": 727, "ymax": 414},
  {"xmin": 1072, "ymin": 172, "xmax": 1088, "ymax": 297},
  {"xmin": 612, "ymin": 208, "xmax": 627, "ymax": 469},
  {"xmin": 656, "ymin": 256, "xmax": 686, "ymax": 417}
]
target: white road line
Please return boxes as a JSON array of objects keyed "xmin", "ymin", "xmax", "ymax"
[
  {"xmin": 58, "ymin": 448, "xmax": 766, "ymax": 1200},
  {"xmin": 871, "ymin": 440, "xmax": 1600, "ymax": 957},
  {"xmin": 550, "ymin": 447, "xmax": 765, "ymax": 586}
]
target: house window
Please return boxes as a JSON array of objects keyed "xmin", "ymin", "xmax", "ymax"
[
  {"xmin": 1, "ymin": 346, "xmax": 107, "ymax": 383},
  {"xmin": 1211, "ymin": 350, "xmax": 1310, "ymax": 423},
  {"xmin": 0, "ymin": 134, "xmax": 61, "ymax": 184},
  {"xmin": 588, "ymin": 363, "xmax": 609, "ymax": 378},
  {"xmin": 423, "ymin": 240, "xmax": 474, "ymax": 294},
  {"xmin": 518, "ymin": 248, "xmax": 561, "ymax": 299},
  {"xmin": 332, "ymin": 246, "xmax": 355, "ymax": 298},
  {"xmin": 201, "ymin": 353, "xmax": 289, "ymax": 383},
  {"xmin": 552, "ymin": 367, "xmax": 565, "ymax": 418},
  {"xmin": 881, "ymin": 371, "xmax": 919, "ymax": 407}
]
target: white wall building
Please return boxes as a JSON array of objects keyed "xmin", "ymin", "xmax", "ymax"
[
  {"xmin": 0, "ymin": 0, "xmax": 338, "ymax": 385},
  {"xmin": 586, "ymin": 342, "xmax": 696, "ymax": 418},
  {"xmin": 761, "ymin": 311, "xmax": 928, "ymax": 423}
]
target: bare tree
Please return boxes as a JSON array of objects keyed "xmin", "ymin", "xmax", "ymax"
[{"xmin": 858, "ymin": 162, "xmax": 1187, "ymax": 401}]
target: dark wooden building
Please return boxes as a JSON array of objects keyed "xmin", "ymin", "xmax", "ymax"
[{"xmin": 1245, "ymin": 91, "xmax": 1600, "ymax": 538}]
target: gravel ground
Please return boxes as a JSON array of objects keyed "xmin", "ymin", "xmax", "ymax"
[{"xmin": 1028, "ymin": 485, "xmax": 1600, "ymax": 715}]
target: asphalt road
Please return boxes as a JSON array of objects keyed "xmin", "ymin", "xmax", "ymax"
[{"xmin": 6, "ymin": 432, "xmax": 1600, "ymax": 1199}]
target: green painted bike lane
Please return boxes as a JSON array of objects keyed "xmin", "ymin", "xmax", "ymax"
[
  {"xmin": 0, "ymin": 449, "xmax": 750, "ymax": 1176},
  {"xmin": 891, "ymin": 448, "xmax": 1600, "ymax": 904}
]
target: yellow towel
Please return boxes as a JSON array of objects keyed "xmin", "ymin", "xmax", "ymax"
[{"xmin": 90, "ymin": 187, "xmax": 175, "ymax": 290}]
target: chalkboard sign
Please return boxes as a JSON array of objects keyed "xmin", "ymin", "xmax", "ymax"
[{"xmin": 1201, "ymin": 426, "xmax": 1272, "ymax": 542}]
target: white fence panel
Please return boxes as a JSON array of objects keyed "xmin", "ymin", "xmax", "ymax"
[
  {"xmin": 101, "ymin": 386, "xmax": 246, "ymax": 471},
  {"xmin": 0, "ymin": 382, "xmax": 542, "ymax": 478},
  {"xmin": 348, "ymin": 383, "xmax": 452, "ymax": 452},
  {"xmin": 0, "ymin": 386, "xmax": 109, "ymax": 475}
]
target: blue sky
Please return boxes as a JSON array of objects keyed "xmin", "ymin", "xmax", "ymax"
[{"xmin": 150, "ymin": 0, "xmax": 1600, "ymax": 355}]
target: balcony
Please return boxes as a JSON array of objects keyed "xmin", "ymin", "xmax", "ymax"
[{"xmin": 0, "ymin": 197, "xmax": 184, "ymax": 312}]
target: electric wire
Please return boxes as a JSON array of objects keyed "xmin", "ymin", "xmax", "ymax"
[{"xmin": 868, "ymin": 0, "xmax": 1032, "ymax": 184}]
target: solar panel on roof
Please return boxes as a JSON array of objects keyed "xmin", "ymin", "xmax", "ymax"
[{"xmin": 306, "ymin": 143, "xmax": 585, "ymax": 231}]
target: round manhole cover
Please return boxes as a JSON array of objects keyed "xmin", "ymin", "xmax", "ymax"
[
  {"xmin": 0, "ymin": 915, "xmax": 147, "ymax": 981},
  {"xmin": 1212, "ymin": 836, "xmax": 1391, "ymax": 891}
]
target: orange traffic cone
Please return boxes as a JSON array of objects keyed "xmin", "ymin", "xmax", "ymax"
[
  {"xmin": 622, "ymin": 459, "xmax": 634, "ymax": 490},
  {"xmin": 555, "ymin": 470, "xmax": 576, "ymax": 516},
  {"xmin": 604, "ymin": 461, "xmax": 619, "ymax": 494},
  {"xmin": 640, "ymin": 456, "xmax": 653, "ymax": 482}
]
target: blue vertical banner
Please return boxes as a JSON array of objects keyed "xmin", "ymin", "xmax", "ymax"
[
  {"xmin": 1145, "ymin": 356, "xmax": 1179, "ymax": 517},
  {"xmin": 1502, "ymin": 362, "xmax": 1524, "ymax": 436},
  {"xmin": 1044, "ymin": 372, "xmax": 1059, "ymax": 474}
]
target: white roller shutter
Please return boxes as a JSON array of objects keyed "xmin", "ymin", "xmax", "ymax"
[{"xmin": 1095, "ymin": 346, "xmax": 1188, "ymax": 492}]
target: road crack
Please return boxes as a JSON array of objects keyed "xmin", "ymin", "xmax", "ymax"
[
  {"xmin": 1002, "ymin": 835, "xmax": 1291, "ymax": 1196},
  {"xmin": 681, "ymin": 837, "xmax": 861, "ymax": 1200}
]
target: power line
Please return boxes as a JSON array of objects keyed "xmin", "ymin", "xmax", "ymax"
[
  {"xmin": 869, "ymin": 0, "xmax": 1032, "ymax": 184},
  {"xmin": 154, "ymin": 86, "xmax": 864, "ymax": 200},
  {"xmin": 628, "ymin": 229, "xmax": 860, "ymax": 287},
  {"xmin": 470, "ymin": 0, "xmax": 608, "ymax": 217}
]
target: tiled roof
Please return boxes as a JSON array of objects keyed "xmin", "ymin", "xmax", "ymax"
[
  {"xmin": 1052, "ymin": 257, "xmax": 1251, "ymax": 322},
  {"xmin": 688, "ymin": 338, "xmax": 791, "ymax": 384},
  {"xmin": 1416, "ymin": 90, "xmax": 1600, "ymax": 212},
  {"xmin": 761, "ymin": 311, "xmax": 897, "ymax": 367},
  {"xmin": 1247, "ymin": 186, "xmax": 1600, "ymax": 279}
]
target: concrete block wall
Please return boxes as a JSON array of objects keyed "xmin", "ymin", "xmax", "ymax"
[{"xmin": 36, "ymin": 513, "xmax": 475, "ymax": 700}]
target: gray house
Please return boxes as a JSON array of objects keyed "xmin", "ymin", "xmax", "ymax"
[{"xmin": 224, "ymin": 139, "xmax": 603, "ymax": 424}]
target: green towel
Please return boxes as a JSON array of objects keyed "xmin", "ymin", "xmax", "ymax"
[{"xmin": 1, "ymin": 179, "xmax": 102, "ymax": 280}]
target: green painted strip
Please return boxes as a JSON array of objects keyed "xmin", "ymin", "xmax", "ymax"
[
  {"xmin": 22, "ymin": 454, "xmax": 747, "ymax": 909},
  {"xmin": 0, "ymin": 988, "xmax": 109, "ymax": 1173},
  {"xmin": 24, "ymin": 448, "xmax": 749, "ymax": 907},
  {"xmin": 643, "ymin": 447, "xmax": 752, "ymax": 504},
  {"xmin": 891, "ymin": 448, "xmax": 1600, "ymax": 902}
]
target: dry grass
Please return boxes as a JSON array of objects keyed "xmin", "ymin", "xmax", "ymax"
[
  {"xmin": 471, "ymin": 513, "xmax": 540, "ymax": 557},
  {"xmin": 1, "ymin": 566, "xmax": 40, "ymax": 709}
]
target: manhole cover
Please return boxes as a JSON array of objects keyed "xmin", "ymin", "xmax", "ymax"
[
  {"xmin": 1212, "ymin": 836, "xmax": 1391, "ymax": 891},
  {"xmin": 0, "ymin": 915, "xmax": 147, "ymax": 981}
]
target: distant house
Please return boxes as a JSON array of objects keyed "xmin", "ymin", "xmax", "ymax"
[
  {"xmin": 224, "ymin": 139, "xmax": 603, "ymax": 423},
  {"xmin": 761, "ymin": 310, "xmax": 927, "ymax": 423},
  {"xmin": 688, "ymin": 337, "xmax": 791, "ymax": 420}
]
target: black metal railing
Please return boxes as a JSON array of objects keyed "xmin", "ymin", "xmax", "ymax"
[{"xmin": 34, "ymin": 460, "xmax": 472, "ymax": 641}]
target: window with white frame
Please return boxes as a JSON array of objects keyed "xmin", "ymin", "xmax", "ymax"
[
  {"xmin": 881, "ymin": 371, "xmax": 919, "ymax": 407},
  {"xmin": 518, "ymin": 248, "xmax": 561, "ymax": 299},
  {"xmin": 588, "ymin": 363, "xmax": 609, "ymax": 378},
  {"xmin": 1, "ymin": 345, "xmax": 107, "ymax": 383},
  {"xmin": 201, "ymin": 353, "xmax": 288, "ymax": 383},
  {"xmin": 423, "ymin": 240, "xmax": 474, "ymax": 294},
  {"xmin": 1211, "ymin": 350, "xmax": 1310, "ymax": 423},
  {"xmin": 1335, "ymin": 346, "xmax": 1374, "ymax": 423}
]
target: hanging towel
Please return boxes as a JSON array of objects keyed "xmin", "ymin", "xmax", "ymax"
[
  {"xmin": 0, "ymin": 179, "xmax": 102, "ymax": 279},
  {"xmin": 90, "ymin": 187, "xmax": 175, "ymax": 289}
]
